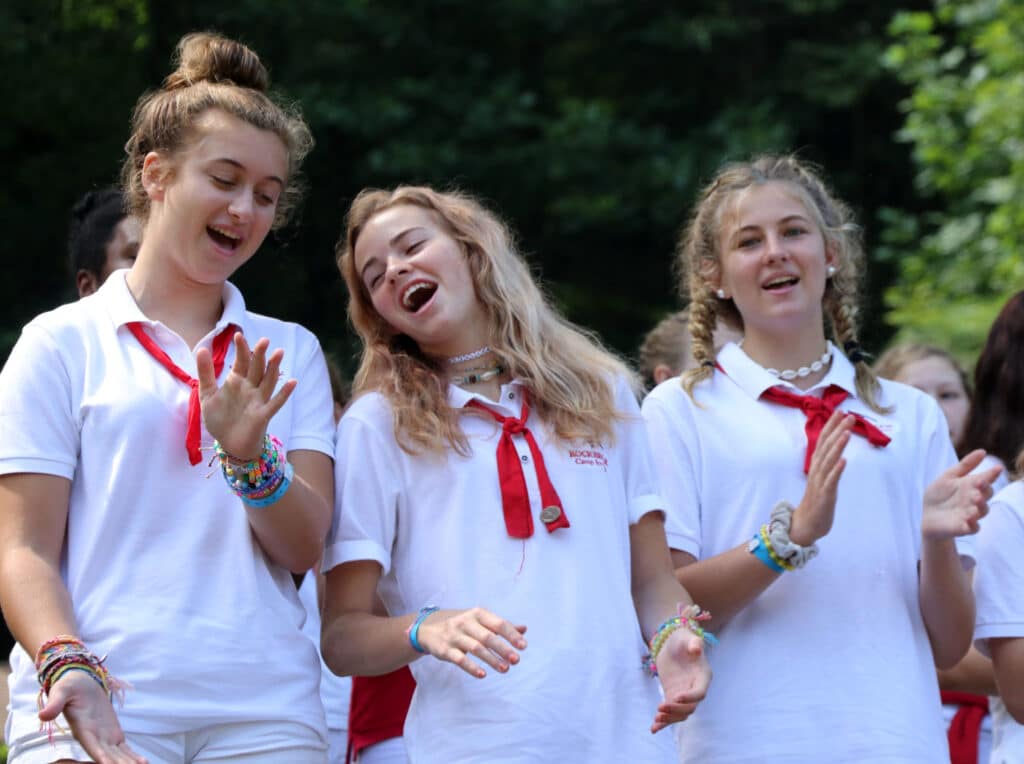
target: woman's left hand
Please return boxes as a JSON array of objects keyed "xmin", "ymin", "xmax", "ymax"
[
  {"xmin": 197, "ymin": 334, "xmax": 297, "ymax": 459},
  {"xmin": 651, "ymin": 628, "xmax": 712, "ymax": 733},
  {"xmin": 922, "ymin": 449, "xmax": 1002, "ymax": 540}
]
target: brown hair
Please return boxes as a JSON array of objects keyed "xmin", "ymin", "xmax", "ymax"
[
  {"xmin": 337, "ymin": 186, "xmax": 636, "ymax": 456},
  {"xmin": 638, "ymin": 309, "xmax": 691, "ymax": 389},
  {"xmin": 121, "ymin": 32, "xmax": 313, "ymax": 228},
  {"xmin": 675, "ymin": 154, "xmax": 887, "ymax": 413},
  {"xmin": 960, "ymin": 291, "xmax": 1024, "ymax": 465},
  {"xmin": 873, "ymin": 343, "xmax": 970, "ymax": 395}
]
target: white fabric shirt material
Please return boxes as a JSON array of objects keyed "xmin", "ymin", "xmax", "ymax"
[
  {"xmin": 642, "ymin": 342, "xmax": 959, "ymax": 763},
  {"xmin": 0, "ymin": 272, "xmax": 334, "ymax": 738},
  {"xmin": 298, "ymin": 572, "xmax": 352, "ymax": 735},
  {"xmin": 975, "ymin": 480, "xmax": 1024, "ymax": 763},
  {"xmin": 324, "ymin": 376, "xmax": 676, "ymax": 764}
]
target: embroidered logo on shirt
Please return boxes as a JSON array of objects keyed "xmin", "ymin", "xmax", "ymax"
[{"xmin": 569, "ymin": 447, "xmax": 609, "ymax": 470}]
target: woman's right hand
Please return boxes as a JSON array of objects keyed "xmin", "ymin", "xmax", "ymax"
[
  {"xmin": 415, "ymin": 607, "xmax": 528, "ymax": 679},
  {"xmin": 38, "ymin": 669, "xmax": 148, "ymax": 764},
  {"xmin": 789, "ymin": 412, "xmax": 854, "ymax": 546}
]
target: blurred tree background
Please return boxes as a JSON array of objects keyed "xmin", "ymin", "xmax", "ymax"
[{"xmin": 2, "ymin": 0, "xmax": 1020, "ymax": 372}]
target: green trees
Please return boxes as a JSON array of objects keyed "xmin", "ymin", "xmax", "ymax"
[{"xmin": 882, "ymin": 0, "xmax": 1024, "ymax": 357}]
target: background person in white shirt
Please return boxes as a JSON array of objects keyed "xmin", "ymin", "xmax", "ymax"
[
  {"xmin": 642, "ymin": 154, "xmax": 1000, "ymax": 763},
  {"xmin": 974, "ymin": 452, "xmax": 1024, "ymax": 764},
  {"xmin": 321, "ymin": 186, "xmax": 712, "ymax": 764},
  {"xmin": 0, "ymin": 32, "xmax": 334, "ymax": 764}
]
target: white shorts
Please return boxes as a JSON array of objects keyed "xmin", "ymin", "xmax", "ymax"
[
  {"xmin": 356, "ymin": 737, "xmax": 408, "ymax": 764},
  {"xmin": 8, "ymin": 719, "xmax": 327, "ymax": 764}
]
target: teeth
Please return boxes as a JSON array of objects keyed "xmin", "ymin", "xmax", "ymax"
[
  {"xmin": 210, "ymin": 225, "xmax": 241, "ymax": 240},
  {"xmin": 765, "ymin": 276, "xmax": 796, "ymax": 288},
  {"xmin": 402, "ymin": 282, "xmax": 432, "ymax": 309}
]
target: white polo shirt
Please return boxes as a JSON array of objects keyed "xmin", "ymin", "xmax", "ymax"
[
  {"xmin": 0, "ymin": 271, "xmax": 334, "ymax": 741},
  {"xmin": 975, "ymin": 480, "xmax": 1024, "ymax": 763},
  {"xmin": 642, "ymin": 342, "xmax": 958, "ymax": 763},
  {"xmin": 324, "ymin": 376, "xmax": 677, "ymax": 763}
]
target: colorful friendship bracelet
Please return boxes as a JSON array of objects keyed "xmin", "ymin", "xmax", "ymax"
[
  {"xmin": 749, "ymin": 532, "xmax": 787, "ymax": 573},
  {"xmin": 407, "ymin": 606, "xmax": 439, "ymax": 654},
  {"xmin": 642, "ymin": 604, "xmax": 718, "ymax": 677},
  {"xmin": 216, "ymin": 434, "xmax": 293, "ymax": 508},
  {"xmin": 34, "ymin": 635, "xmax": 127, "ymax": 709}
]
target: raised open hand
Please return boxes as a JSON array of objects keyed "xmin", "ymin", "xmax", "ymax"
[
  {"xmin": 197, "ymin": 333, "xmax": 297, "ymax": 459},
  {"xmin": 38, "ymin": 670, "xmax": 147, "ymax": 764},
  {"xmin": 922, "ymin": 449, "xmax": 1001, "ymax": 540},
  {"xmin": 414, "ymin": 607, "xmax": 528, "ymax": 679},
  {"xmin": 788, "ymin": 412, "xmax": 854, "ymax": 546}
]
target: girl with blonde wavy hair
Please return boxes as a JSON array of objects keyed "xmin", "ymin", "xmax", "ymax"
[
  {"xmin": 322, "ymin": 186, "xmax": 712, "ymax": 763},
  {"xmin": 642, "ymin": 155, "xmax": 1001, "ymax": 763}
]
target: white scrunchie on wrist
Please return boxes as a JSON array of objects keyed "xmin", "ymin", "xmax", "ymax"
[{"xmin": 767, "ymin": 501, "xmax": 819, "ymax": 569}]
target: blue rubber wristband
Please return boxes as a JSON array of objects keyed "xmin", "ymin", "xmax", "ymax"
[
  {"xmin": 749, "ymin": 533, "xmax": 786, "ymax": 573},
  {"xmin": 408, "ymin": 606, "xmax": 439, "ymax": 653}
]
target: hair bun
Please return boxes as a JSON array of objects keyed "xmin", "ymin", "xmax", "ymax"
[{"xmin": 163, "ymin": 32, "xmax": 269, "ymax": 93}]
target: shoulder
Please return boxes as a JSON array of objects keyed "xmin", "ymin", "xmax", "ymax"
[
  {"xmin": 874, "ymin": 377, "xmax": 945, "ymax": 425},
  {"xmin": 340, "ymin": 391, "xmax": 394, "ymax": 429}
]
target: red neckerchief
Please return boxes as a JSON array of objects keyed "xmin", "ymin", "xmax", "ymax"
[
  {"xmin": 127, "ymin": 322, "xmax": 236, "ymax": 465},
  {"xmin": 466, "ymin": 391, "xmax": 570, "ymax": 538}
]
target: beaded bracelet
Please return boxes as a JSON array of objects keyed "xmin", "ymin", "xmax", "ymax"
[
  {"xmin": 216, "ymin": 434, "xmax": 293, "ymax": 508},
  {"xmin": 642, "ymin": 604, "xmax": 718, "ymax": 677},
  {"xmin": 407, "ymin": 606, "xmax": 439, "ymax": 654},
  {"xmin": 760, "ymin": 525, "xmax": 795, "ymax": 572},
  {"xmin": 748, "ymin": 531, "xmax": 787, "ymax": 573}
]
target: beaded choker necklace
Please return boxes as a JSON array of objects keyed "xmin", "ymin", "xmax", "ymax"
[
  {"xmin": 765, "ymin": 347, "xmax": 832, "ymax": 381},
  {"xmin": 447, "ymin": 346, "xmax": 491, "ymax": 364},
  {"xmin": 451, "ymin": 365, "xmax": 504, "ymax": 386}
]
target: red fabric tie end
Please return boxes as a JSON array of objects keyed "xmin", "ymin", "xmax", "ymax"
[
  {"xmin": 467, "ymin": 393, "xmax": 569, "ymax": 538},
  {"xmin": 760, "ymin": 384, "xmax": 891, "ymax": 473},
  {"xmin": 127, "ymin": 322, "xmax": 237, "ymax": 465}
]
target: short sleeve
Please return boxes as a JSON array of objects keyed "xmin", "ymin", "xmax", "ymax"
[
  {"xmin": 641, "ymin": 390, "xmax": 702, "ymax": 558},
  {"xmin": 611, "ymin": 378, "xmax": 665, "ymax": 524},
  {"xmin": 282, "ymin": 332, "xmax": 334, "ymax": 457},
  {"xmin": 322, "ymin": 402, "xmax": 401, "ymax": 575},
  {"xmin": 0, "ymin": 324, "xmax": 79, "ymax": 479},
  {"xmin": 974, "ymin": 486, "xmax": 1024, "ymax": 655}
]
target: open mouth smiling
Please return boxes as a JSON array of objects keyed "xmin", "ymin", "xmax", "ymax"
[
  {"xmin": 208, "ymin": 225, "xmax": 242, "ymax": 251},
  {"xmin": 763, "ymin": 275, "xmax": 799, "ymax": 291},
  {"xmin": 401, "ymin": 280, "xmax": 438, "ymax": 313}
]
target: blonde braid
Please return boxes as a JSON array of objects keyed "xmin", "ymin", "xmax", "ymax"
[
  {"xmin": 682, "ymin": 292, "xmax": 718, "ymax": 397},
  {"xmin": 825, "ymin": 292, "xmax": 889, "ymax": 414}
]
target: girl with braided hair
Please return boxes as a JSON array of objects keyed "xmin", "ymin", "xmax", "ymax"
[{"xmin": 642, "ymin": 155, "xmax": 1001, "ymax": 762}]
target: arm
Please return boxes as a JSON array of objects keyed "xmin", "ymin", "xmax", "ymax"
[
  {"xmin": 990, "ymin": 637, "xmax": 1024, "ymax": 723},
  {"xmin": 630, "ymin": 513, "xmax": 711, "ymax": 733},
  {"xmin": 937, "ymin": 645, "xmax": 998, "ymax": 695},
  {"xmin": 198, "ymin": 334, "xmax": 333, "ymax": 572},
  {"xmin": 0, "ymin": 473, "xmax": 145, "ymax": 764},
  {"xmin": 919, "ymin": 450, "xmax": 1000, "ymax": 668},
  {"xmin": 671, "ymin": 413, "xmax": 853, "ymax": 624},
  {"xmin": 321, "ymin": 560, "xmax": 526, "ymax": 679}
]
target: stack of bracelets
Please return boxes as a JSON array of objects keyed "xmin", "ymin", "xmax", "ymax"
[
  {"xmin": 642, "ymin": 603, "xmax": 719, "ymax": 677},
  {"xmin": 216, "ymin": 433, "xmax": 294, "ymax": 508},
  {"xmin": 35, "ymin": 635, "xmax": 125, "ymax": 715},
  {"xmin": 747, "ymin": 500, "xmax": 819, "ymax": 573}
]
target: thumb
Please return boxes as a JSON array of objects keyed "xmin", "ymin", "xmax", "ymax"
[
  {"xmin": 38, "ymin": 685, "xmax": 69, "ymax": 722},
  {"xmin": 686, "ymin": 634, "xmax": 705, "ymax": 659}
]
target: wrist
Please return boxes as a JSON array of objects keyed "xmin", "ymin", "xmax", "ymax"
[{"xmin": 406, "ymin": 606, "xmax": 439, "ymax": 654}]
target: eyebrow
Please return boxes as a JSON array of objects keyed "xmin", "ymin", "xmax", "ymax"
[
  {"xmin": 211, "ymin": 158, "xmax": 285, "ymax": 188},
  {"xmin": 733, "ymin": 214, "xmax": 810, "ymax": 235}
]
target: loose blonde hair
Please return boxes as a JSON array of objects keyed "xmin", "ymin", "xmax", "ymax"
[
  {"xmin": 873, "ymin": 343, "xmax": 970, "ymax": 395},
  {"xmin": 676, "ymin": 155, "xmax": 887, "ymax": 413},
  {"xmin": 121, "ymin": 32, "xmax": 313, "ymax": 229},
  {"xmin": 338, "ymin": 186, "xmax": 636, "ymax": 455}
]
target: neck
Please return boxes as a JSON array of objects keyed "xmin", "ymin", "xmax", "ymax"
[
  {"xmin": 742, "ymin": 323, "xmax": 831, "ymax": 392},
  {"xmin": 127, "ymin": 249, "xmax": 224, "ymax": 348}
]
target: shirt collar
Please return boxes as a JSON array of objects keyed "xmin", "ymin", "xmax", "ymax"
[
  {"xmin": 103, "ymin": 270, "xmax": 248, "ymax": 338},
  {"xmin": 448, "ymin": 377, "xmax": 527, "ymax": 416},
  {"xmin": 716, "ymin": 340, "xmax": 857, "ymax": 400}
]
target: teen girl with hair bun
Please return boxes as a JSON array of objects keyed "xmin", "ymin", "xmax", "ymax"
[
  {"xmin": 0, "ymin": 32, "xmax": 334, "ymax": 764},
  {"xmin": 322, "ymin": 186, "xmax": 712, "ymax": 763},
  {"xmin": 642, "ymin": 155, "xmax": 1000, "ymax": 762}
]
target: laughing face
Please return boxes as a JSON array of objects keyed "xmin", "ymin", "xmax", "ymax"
[
  {"xmin": 141, "ymin": 109, "xmax": 288, "ymax": 285},
  {"xmin": 715, "ymin": 181, "xmax": 835, "ymax": 339},
  {"xmin": 353, "ymin": 204, "xmax": 489, "ymax": 358}
]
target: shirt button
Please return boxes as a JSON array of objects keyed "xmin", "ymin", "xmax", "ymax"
[
  {"xmin": 508, "ymin": 392, "xmax": 515, "ymax": 400},
  {"xmin": 521, "ymin": 454, "xmax": 529, "ymax": 463}
]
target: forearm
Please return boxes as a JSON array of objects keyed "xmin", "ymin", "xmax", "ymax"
[
  {"xmin": 937, "ymin": 646, "xmax": 998, "ymax": 695},
  {"xmin": 245, "ymin": 450, "xmax": 332, "ymax": 572},
  {"xmin": 0, "ymin": 548, "xmax": 79, "ymax": 656},
  {"xmin": 321, "ymin": 609, "xmax": 422, "ymax": 677},
  {"xmin": 990, "ymin": 638, "xmax": 1024, "ymax": 723},
  {"xmin": 920, "ymin": 538, "xmax": 974, "ymax": 669},
  {"xmin": 673, "ymin": 544, "xmax": 781, "ymax": 626}
]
